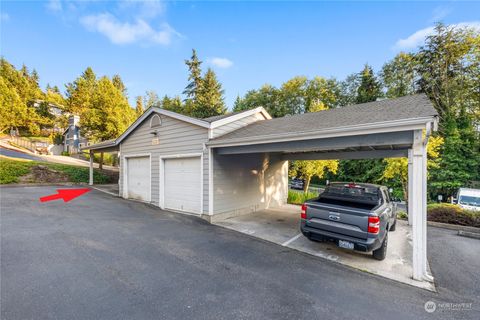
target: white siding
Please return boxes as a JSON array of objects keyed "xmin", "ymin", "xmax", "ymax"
[
  {"xmin": 119, "ymin": 114, "xmax": 209, "ymax": 212},
  {"xmin": 212, "ymin": 152, "xmax": 288, "ymax": 216},
  {"xmin": 211, "ymin": 113, "xmax": 265, "ymax": 138}
]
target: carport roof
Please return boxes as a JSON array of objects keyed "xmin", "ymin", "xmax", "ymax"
[{"xmin": 208, "ymin": 94, "xmax": 438, "ymax": 146}]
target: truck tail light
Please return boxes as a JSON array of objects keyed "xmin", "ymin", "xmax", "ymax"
[
  {"xmin": 368, "ymin": 216, "xmax": 380, "ymax": 234},
  {"xmin": 301, "ymin": 204, "xmax": 307, "ymax": 219}
]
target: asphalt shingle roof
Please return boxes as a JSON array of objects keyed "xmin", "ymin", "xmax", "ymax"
[{"xmin": 209, "ymin": 94, "xmax": 437, "ymax": 144}]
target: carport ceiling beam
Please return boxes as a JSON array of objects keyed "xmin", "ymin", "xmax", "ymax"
[
  {"xmin": 215, "ymin": 131, "xmax": 414, "ymax": 155},
  {"xmin": 282, "ymin": 149, "xmax": 408, "ymax": 161}
]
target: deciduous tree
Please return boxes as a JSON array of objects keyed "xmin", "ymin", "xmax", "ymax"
[{"xmin": 382, "ymin": 135, "xmax": 444, "ymax": 201}]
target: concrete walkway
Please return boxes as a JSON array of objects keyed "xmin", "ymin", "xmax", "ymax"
[
  {"xmin": 92, "ymin": 184, "xmax": 120, "ymax": 196},
  {"xmin": 214, "ymin": 204, "xmax": 435, "ymax": 291}
]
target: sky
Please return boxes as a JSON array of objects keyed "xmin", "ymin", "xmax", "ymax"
[{"xmin": 1, "ymin": 0, "xmax": 479, "ymax": 110}]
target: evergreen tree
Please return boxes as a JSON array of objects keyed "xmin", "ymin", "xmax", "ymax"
[
  {"xmin": 65, "ymin": 67, "xmax": 97, "ymax": 115},
  {"xmin": 135, "ymin": 96, "xmax": 144, "ymax": 116},
  {"xmin": 193, "ymin": 68, "xmax": 226, "ymax": 118},
  {"xmin": 338, "ymin": 65, "xmax": 384, "ymax": 184},
  {"xmin": 183, "ymin": 49, "xmax": 203, "ymax": 103},
  {"xmin": 233, "ymin": 95, "xmax": 243, "ymax": 111},
  {"xmin": 160, "ymin": 95, "xmax": 184, "ymax": 114},
  {"xmin": 356, "ymin": 64, "xmax": 382, "ymax": 103},
  {"xmin": 112, "ymin": 74, "xmax": 127, "ymax": 96}
]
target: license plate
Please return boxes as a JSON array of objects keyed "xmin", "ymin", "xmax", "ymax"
[{"xmin": 338, "ymin": 240, "xmax": 354, "ymax": 250}]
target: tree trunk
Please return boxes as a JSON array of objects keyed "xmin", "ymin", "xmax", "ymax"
[
  {"xmin": 304, "ymin": 177, "xmax": 311, "ymax": 193},
  {"xmin": 99, "ymin": 152, "xmax": 104, "ymax": 170},
  {"xmin": 401, "ymin": 177, "xmax": 408, "ymax": 213}
]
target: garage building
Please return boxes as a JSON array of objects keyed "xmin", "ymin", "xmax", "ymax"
[{"xmin": 83, "ymin": 93, "xmax": 438, "ymax": 282}]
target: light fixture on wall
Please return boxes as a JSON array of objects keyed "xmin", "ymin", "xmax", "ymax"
[{"xmin": 150, "ymin": 130, "xmax": 159, "ymax": 136}]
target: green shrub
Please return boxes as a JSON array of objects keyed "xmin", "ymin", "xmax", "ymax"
[
  {"xmin": 51, "ymin": 133, "xmax": 64, "ymax": 145},
  {"xmin": 427, "ymin": 203, "xmax": 480, "ymax": 227},
  {"xmin": 288, "ymin": 190, "xmax": 319, "ymax": 205},
  {"xmin": 397, "ymin": 211, "xmax": 408, "ymax": 220},
  {"xmin": 61, "ymin": 151, "xmax": 70, "ymax": 156},
  {"xmin": 46, "ymin": 163, "xmax": 112, "ymax": 184}
]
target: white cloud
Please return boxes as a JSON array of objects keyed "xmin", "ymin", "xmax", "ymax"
[
  {"xmin": 119, "ymin": 0, "xmax": 165, "ymax": 19},
  {"xmin": 394, "ymin": 22, "xmax": 480, "ymax": 50},
  {"xmin": 46, "ymin": 0, "xmax": 62, "ymax": 13},
  {"xmin": 80, "ymin": 13, "xmax": 180, "ymax": 45},
  {"xmin": 208, "ymin": 57, "xmax": 234, "ymax": 69},
  {"xmin": 0, "ymin": 13, "xmax": 9, "ymax": 22},
  {"xmin": 430, "ymin": 6, "xmax": 451, "ymax": 23}
]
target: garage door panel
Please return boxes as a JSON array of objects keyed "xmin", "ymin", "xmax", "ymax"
[
  {"xmin": 126, "ymin": 156, "xmax": 150, "ymax": 201},
  {"xmin": 164, "ymin": 157, "xmax": 201, "ymax": 214}
]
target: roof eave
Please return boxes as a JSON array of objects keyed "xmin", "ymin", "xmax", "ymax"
[
  {"xmin": 210, "ymin": 107, "xmax": 271, "ymax": 129},
  {"xmin": 207, "ymin": 116, "xmax": 437, "ymax": 148}
]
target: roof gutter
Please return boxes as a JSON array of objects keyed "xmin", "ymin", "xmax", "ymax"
[{"xmin": 207, "ymin": 116, "xmax": 437, "ymax": 148}]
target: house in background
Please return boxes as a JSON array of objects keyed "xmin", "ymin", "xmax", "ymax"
[
  {"xmin": 63, "ymin": 115, "xmax": 88, "ymax": 154},
  {"xmin": 32, "ymin": 100, "xmax": 69, "ymax": 134}
]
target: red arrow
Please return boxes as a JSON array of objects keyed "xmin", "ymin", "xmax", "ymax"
[{"xmin": 39, "ymin": 188, "xmax": 91, "ymax": 203}]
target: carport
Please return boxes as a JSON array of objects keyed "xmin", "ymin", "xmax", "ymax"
[
  {"xmin": 83, "ymin": 139, "xmax": 119, "ymax": 191},
  {"xmin": 207, "ymin": 94, "xmax": 438, "ymax": 283}
]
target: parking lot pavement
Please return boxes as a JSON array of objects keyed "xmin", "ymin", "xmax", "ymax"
[
  {"xmin": 215, "ymin": 205, "xmax": 435, "ymax": 291},
  {"xmin": 1, "ymin": 186, "xmax": 478, "ymax": 320},
  {"xmin": 427, "ymin": 226, "xmax": 480, "ymax": 303}
]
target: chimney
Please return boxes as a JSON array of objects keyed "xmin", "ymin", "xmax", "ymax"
[{"xmin": 69, "ymin": 115, "xmax": 80, "ymax": 127}]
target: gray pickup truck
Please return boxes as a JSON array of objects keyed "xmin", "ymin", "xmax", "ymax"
[{"xmin": 300, "ymin": 182, "xmax": 397, "ymax": 260}]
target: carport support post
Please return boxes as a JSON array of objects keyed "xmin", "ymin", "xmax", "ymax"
[
  {"xmin": 89, "ymin": 150, "xmax": 94, "ymax": 186},
  {"xmin": 410, "ymin": 130, "xmax": 430, "ymax": 282},
  {"xmin": 407, "ymin": 149, "xmax": 413, "ymax": 226}
]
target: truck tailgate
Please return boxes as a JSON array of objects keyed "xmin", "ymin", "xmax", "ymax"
[{"xmin": 305, "ymin": 202, "xmax": 370, "ymax": 240}]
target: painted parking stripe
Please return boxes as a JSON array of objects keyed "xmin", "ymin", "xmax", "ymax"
[{"xmin": 281, "ymin": 233, "xmax": 303, "ymax": 246}]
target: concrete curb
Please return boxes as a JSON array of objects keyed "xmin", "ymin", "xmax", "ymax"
[
  {"xmin": 0, "ymin": 183, "xmax": 87, "ymax": 188},
  {"xmin": 427, "ymin": 221, "xmax": 480, "ymax": 233},
  {"xmin": 458, "ymin": 230, "xmax": 480, "ymax": 240}
]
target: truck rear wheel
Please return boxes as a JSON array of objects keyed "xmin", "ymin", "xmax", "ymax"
[
  {"xmin": 389, "ymin": 218, "xmax": 397, "ymax": 231},
  {"xmin": 373, "ymin": 232, "xmax": 388, "ymax": 261}
]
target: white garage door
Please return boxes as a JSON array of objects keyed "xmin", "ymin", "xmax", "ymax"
[
  {"xmin": 126, "ymin": 156, "xmax": 150, "ymax": 201},
  {"xmin": 164, "ymin": 157, "xmax": 201, "ymax": 214}
]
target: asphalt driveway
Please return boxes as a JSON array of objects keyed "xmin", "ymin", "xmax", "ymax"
[{"xmin": 1, "ymin": 186, "xmax": 478, "ymax": 319}]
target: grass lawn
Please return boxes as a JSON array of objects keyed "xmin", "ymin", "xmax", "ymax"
[
  {"xmin": 287, "ymin": 189, "xmax": 319, "ymax": 205},
  {"xmin": 0, "ymin": 156, "xmax": 114, "ymax": 184}
]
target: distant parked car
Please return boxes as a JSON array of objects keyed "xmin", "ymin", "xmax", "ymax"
[
  {"xmin": 300, "ymin": 182, "xmax": 397, "ymax": 260},
  {"xmin": 291, "ymin": 178, "xmax": 305, "ymax": 190},
  {"xmin": 452, "ymin": 188, "xmax": 480, "ymax": 212}
]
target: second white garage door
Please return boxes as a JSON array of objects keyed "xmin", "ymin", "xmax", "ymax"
[{"xmin": 164, "ymin": 157, "xmax": 201, "ymax": 214}]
